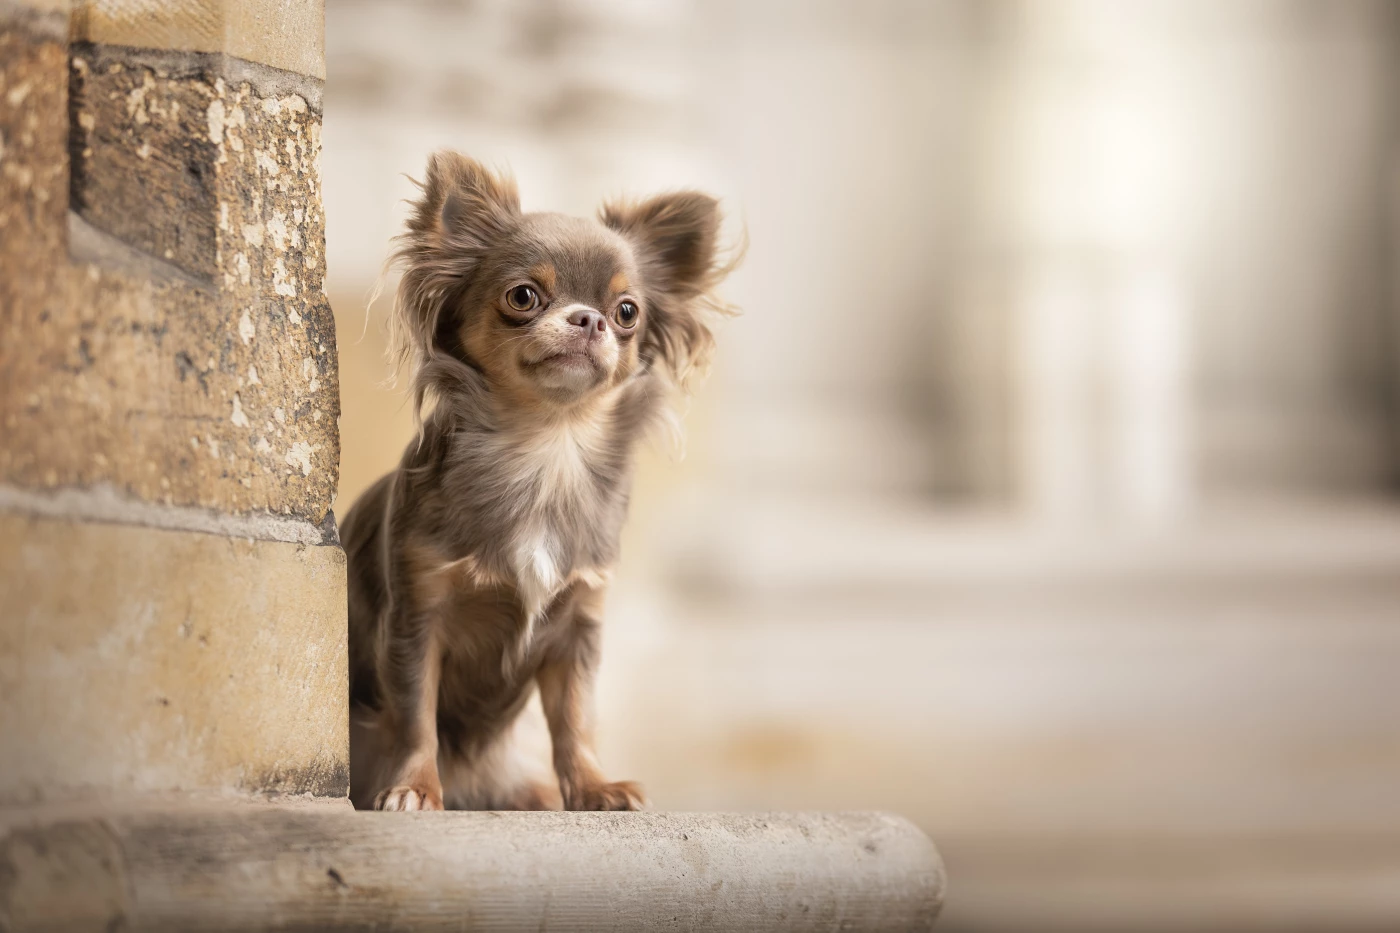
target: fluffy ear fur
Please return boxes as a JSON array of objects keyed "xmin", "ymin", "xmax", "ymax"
[
  {"xmin": 389, "ymin": 151, "xmax": 520, "ymax": 407},
  {"xmin": 600, "ymin": 192, "xmax": 740, "ymax": 389}
]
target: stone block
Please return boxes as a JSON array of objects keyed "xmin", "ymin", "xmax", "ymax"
[
  {"xmin": 69, "ymin": 0, "xmax": 325, "ymax": 80},
  {"xmin": 0, "ymin": 511, "xmax": 349, "ymax": 803}
]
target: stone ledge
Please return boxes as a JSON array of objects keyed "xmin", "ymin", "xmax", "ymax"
[{"xmin": 0, "ymin": 807, "xmax": 945, "ymax": 931}]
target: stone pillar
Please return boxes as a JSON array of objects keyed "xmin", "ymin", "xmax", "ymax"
[{"xmin": 0, "ymin": 0, "xmax": 346, "ymax": 805}]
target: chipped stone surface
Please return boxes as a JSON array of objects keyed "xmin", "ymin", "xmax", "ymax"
[
  {"xmin": 68, "ymin": 45, "xmax": 326, "ymax": 284},
  {"xmin": 0, "ymin": 511, "xmax": 349, "ymax": 803},
  {"xmin": 1, "ymin": 28, "xmax": 339, "ymax": 522},
  {"xmin": 68, "ymin": 51, "xmax": 221, "ymax": 279}
]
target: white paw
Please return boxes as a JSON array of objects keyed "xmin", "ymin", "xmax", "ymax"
[{"xmin": 374, "ymin": 784, "xmax": 443, "ymax": 811}]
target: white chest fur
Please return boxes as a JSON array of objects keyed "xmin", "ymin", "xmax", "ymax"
[
  {"xmin": 511, "ymin": 529, "xmax": 562, "ymax": 625},
  {"xmin": 493, "ymin": 415, "xmax": 607, "ymax": 623}
]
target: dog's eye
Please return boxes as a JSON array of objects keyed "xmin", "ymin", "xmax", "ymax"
[
  {"xmin": 615, "ymin": 300, "xmax": 639, "ymax": 328},
  {"xmin": 506, "ymin": 285, "xmax": 539, "ymax": 312}
]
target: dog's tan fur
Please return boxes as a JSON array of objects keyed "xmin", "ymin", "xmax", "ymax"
[{"xmin": 342, "ymin": 151, "xmax": 735, "ymax": 811}]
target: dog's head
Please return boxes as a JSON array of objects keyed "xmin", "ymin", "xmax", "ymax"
[{"xmin": 391, "ymin": 151, "xmax": 734, "ymax": 410}]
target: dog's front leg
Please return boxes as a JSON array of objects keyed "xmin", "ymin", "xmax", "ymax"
[
  {"xmin": 373, "ymin": 611, "xmax": 444, "ymax": 811},
  {"xmin": 537, "ymin": 588, "xmax": 646, "ymax": 811}
]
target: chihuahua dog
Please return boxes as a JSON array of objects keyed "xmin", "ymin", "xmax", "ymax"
[{"xmin": 341, "ymin": 151, "xmax": 734, "ymax": 811}]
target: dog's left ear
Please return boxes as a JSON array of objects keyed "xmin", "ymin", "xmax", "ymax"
[{"xmin": 601, "ymin": 192, "xmax": 734, "ymax": 385}]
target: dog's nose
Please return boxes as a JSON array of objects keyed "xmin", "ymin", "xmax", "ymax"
[{"xmin": 568, "ymin": 307, "xmax": 607, "ymax": 335}]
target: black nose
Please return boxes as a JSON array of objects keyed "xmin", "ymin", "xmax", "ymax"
[{"xmin": 568, "ymin": 307, "xmax": 607, "ymax": 335}]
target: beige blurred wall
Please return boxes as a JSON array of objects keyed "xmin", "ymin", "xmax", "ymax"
[
  {"xmin": 323, "ymin": 2, "xmax": 1400, "ymax": 929},
  {"xmin": 327, "ymin": 0, "xmax": 1400, "ymax": 516}
]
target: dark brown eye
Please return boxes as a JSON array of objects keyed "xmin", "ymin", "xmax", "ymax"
[
  {"xmin": 615, "ymin": 300, "xmax": 639, "ymax": 328},
  {"xmin": 506, "ymin": 285, "xmax": 539, "ymax": 312}
]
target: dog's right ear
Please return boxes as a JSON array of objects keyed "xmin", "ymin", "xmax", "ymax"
[
  {"xmin": 390, "ymin": 151, "xmax": 520, "ymax": 379},
  {"xmin": 415, "ymin": 151, "xmax": 519, "ymax": 255}
]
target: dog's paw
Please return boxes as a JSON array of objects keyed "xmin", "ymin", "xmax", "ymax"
[
  {"xmin": 374, "ymin": 784, "xmax": 444, "ymax": 811},
  {"xmin": 565, "ymin": 779, "xmax": 647, "ymax": 811}
]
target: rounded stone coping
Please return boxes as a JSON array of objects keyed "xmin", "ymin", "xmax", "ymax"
[{"xmin": 0, "ymin": 808, "xmax": 946, "ymax": 931}]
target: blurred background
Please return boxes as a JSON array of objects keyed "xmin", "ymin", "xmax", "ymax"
[{"xmin": 324, "ymin": 1, "xmax": 1400, "ymax": 930}]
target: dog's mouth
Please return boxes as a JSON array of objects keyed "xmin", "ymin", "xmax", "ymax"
[{"xmin": 529, "ymin": 346, "xmax": 602, "ymax": 371}]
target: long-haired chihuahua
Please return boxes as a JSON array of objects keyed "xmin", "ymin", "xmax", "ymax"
[{"xmin": 341, "ymin": 151, "xmax": 736, "ymax": 811}]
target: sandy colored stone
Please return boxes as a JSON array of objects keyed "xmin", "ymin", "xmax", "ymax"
[
  {"xmin": 69, "ymin": 0, "xmax": 325, "ymax": 80},
  {"xmin": 0, "ymin": 511, "xmax": 349, "ymax": 803},
  {"xmin": 0, "ymin": 820, "xmax": 130, "ymax": 930},
  {"xmin": 0, "ymin": 19, "xmax": 69, "ymax": 274},
  {"xmin": 0, "ymin": 0, "xmax": 69, "ymax": 12},
  {"xmin": 1, "ymin": 25, "xmax": 339, "ymax": 522}
]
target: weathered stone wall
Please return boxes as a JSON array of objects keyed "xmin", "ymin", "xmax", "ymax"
[{"xmin": 0, "ymin": 0, "xmax": 346, "ymax": 805}]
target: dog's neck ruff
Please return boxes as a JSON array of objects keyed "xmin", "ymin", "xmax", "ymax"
[{"xmin": 447, "ymin": 379, "xmax": 638, "ymax": 628}]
